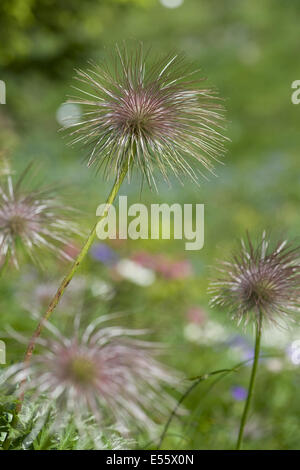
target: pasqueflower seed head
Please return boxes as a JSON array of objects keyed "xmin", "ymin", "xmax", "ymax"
[
  {"xmin": 209, "ymin": 232, "xmax": 300, "ymax": 328},
  {"xmin": 0, "ymin": 166, "xmax": 79, "ymax": 268},
  {"xmin": 4, "ymin": 315, "xmax": 181, "ymax": 435},
  {"xmin": 67, "ymin": 44, "xmax": 228, "ymax": 187}
]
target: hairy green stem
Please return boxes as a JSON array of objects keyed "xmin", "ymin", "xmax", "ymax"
[
  {"xmin": 0, "ymin": 254, "xmax": 12, "ymax": 448},
  {"xmin": 0, "ymin": 251, "xmax": 10, "ymax": 279},
  {"xmin": 236, "ymin": 311, "xmax": 263, "ymax": 450},
  {"xmin": 18, "ymin": 162, "xmax": 128, "ymax": 408}
]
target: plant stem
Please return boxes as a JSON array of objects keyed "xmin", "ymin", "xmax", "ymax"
[
  {"xmin": 236, "ymin": 311, "xmax": 263, "ymax": 450},
  {"xmin": 18, "ymin": 162, "xmax": 128, "ymax": 408},
  {"xmin": 0, "ymin": 251, "xmax": 10, "ymax": 279}
]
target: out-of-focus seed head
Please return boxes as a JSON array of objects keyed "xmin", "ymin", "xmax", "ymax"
[
  {"xmin": 4, "ymin": 315, "xmax": 181, "ymax": 435},
  {"xmin": 0, "ymin": 165, "xmax": 79, "ymax": 268},
  {"xmin": 209, "ymin": 232, "xmax": 300, "ymax": 328},
  {"xmin": 66, "ymin": 44, "xmax": 228, "ymax": 188}
]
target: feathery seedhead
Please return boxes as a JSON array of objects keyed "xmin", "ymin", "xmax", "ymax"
[
  {"xmin": 67, "ymin": 44, "xmax": 228, "ymax": 188},
  {"xmin": 0, "ymin": 165, "xmax": 79, "ymax": 268},
  {"xmin": 4, "ymin": 315, "xmax": 180, "ymax": 434},
  {"xmin": 209, "ymin": 232, "xmax": 300, "ymax": 328}
]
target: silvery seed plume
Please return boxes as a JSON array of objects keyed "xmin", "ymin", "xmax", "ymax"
[
  {"xmin": 209, "ymin": 232, "xmax": 300, "ymax": 328},
  {"xmin": 0, "ymin": 165, "xmax": 79, "ymax": 268},
  {"xmin": 67, "ymin": 44, "xmax": 228, "ymax": 187},
  {"xmin": 3, "ymin": 315, "xmax": 181, "ymax": 435}
]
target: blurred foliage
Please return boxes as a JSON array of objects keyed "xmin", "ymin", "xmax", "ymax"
[
  {"xmin": 0, "ymin": 0, "xmax": 153, "ymax": 71},
  {"xmin": 1, "ymin": 0, "xmax": 300, "ymax": 450}
]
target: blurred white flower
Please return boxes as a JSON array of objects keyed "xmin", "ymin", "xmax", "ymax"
[
  {"xmin": 263, "ymin": 325, "xmax": 295, "ymax": 349},
  {"xmin": 56, "ymin": 103, "xmax": 81, "ymax": 127},
  {"xmin": 184, "ymin": 320, "xmax": 228, "ymax": 345},
  {"xmin": 115, "ymin": 259, "xmax": 155, "ymax": 286},
  {"xmin": 265, "ymin": 358, "xmax": 284, "ymax": 373},
  {"xmin": 90, "ymin": 279, "xmax": 115, "ymax": 300},
  {"xmin": 160, "ymin": 0, "xmax": 184, "ymax": 8},
  {"xmin": 287, "ymin": 340, "xmax": 300, "ymax": 366}
]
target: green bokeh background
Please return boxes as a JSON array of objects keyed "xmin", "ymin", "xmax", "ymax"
[{"xmin": 1, "ymin": 0, "xmax": 300, "ymax": 449}]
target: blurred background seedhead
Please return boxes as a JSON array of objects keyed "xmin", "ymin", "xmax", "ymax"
[
  {"xmin": 209, "ymin": 232, "xmax": 300, "ymax": 328},
  {"xmin": 3, "ymin": 314, "xmax": 182, "ymax": 440},
  {"xmin": 0, "ymin": 165, "xmax": 80, "ymax": 269}
]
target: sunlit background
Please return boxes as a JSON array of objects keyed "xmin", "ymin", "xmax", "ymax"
[{"xmin": 1, "ymin": 0, "xmax": 300, "ymax": 449}]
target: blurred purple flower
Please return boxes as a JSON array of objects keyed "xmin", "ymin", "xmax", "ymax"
[
  {"xmin": 227, "ymin": 335, "xmax": 254, "ymax": 361},
  {"xmin": 90, "ymin": 243, "xmax": 119, "ymax": 265},
  {"xmin": 231, "ymin": 386, "xmax": 247, "ymax": 401}
]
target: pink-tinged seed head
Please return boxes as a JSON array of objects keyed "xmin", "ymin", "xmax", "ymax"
[
  {"xmin": 67, "ymin": 44, "xmax": 228, "ymax": 188},
  {"xmin": 4, "ymin": 315, "xmax": 181, "ymax": 435},
  {"xmin": 209, "ymin": 232, "xmax": 300, "ymax": 328},
  {"xmin": 0, "ymin": 166, "xmax": 79, "ymax": 268}
]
